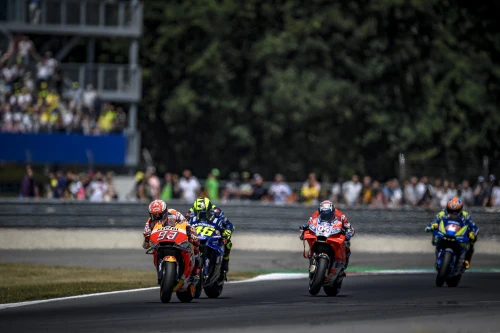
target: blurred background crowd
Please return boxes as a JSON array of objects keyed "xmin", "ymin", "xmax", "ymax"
[
  {"xmin": 19, "ymin": 165, "xmax": 500, "ymax": 209},
  {"xmin": 0, "ymin": 35, "xmax": 127, "ymax": 135}
]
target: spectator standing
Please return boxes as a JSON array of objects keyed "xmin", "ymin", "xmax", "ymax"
[
  {"xmin": 178, "ymin": 169, "xmax": 200, "ymax": 203},
  {"xmin": 17, "ymin": 36, "xmax": 36, "ymax": 65},
  {"xmin": 303, "ymin": 173, "xmax": 321, "ymax": 191},
  {"xmin": 223, "ymin": 172, "xmax": 240, "ymax": 201},
  {"xmin": 103, "ymin": 171, "xmax": 118, "ymax": 201},
  {"xmin": 404, "ymin": 176, "xmax": 419, "ymax": 206},
  {"xmin": 342, "ymin": 175, "xmax": 362, "ymax": 206},
  {"xmin": 459, "ymin": 180, "xmax": 474, "ymax": 206},
  {"xmin": 238, "ymin": 171, "xmax": 252, "ymax": 200},
  {"xmin": 204, "ymin": 168, "xmax": 220, "ymax": 202},
  {"xmin": 473, "ymin": 176, "xmax": 488, "ymax": 206},
  {"xmin": 416, "ymin": 176, "xmax": 429, "ymax": 202},
  {"xmin": 330, "ymin": 178, "xmax": 343, "ymax": 205},
  {"xmin": 485, "ymin": 174, "xmax": 496, "ymax": 207},
  {"xmin": 268, "ymin": 174, "xmax": 292, "ymax": 205},
  {"xmin": 83, "ymin": 84, "xmax": 97, "ymax": 112},
  {"xmin": 301, "ymin": 176, "xmax": 320, "ymax": 206},
  {"xmin": 70, "ymin": 173, "xmax": 87, "ymax": 200},
  {"xmin": 36, "ymin": 57, "xmax": 51, "ymax": 86},
  {"xmin": 87, "ymin": 171, "xmax": 108, "ymax": 202},
  {"xmin": 491, "ymin": 179, "xmax": 500, "ymax": 207},
  {"xmin": 52, "ymin": 170, "xmax": 66, "ymax": 199},
  {"xmin": 250, "ymin": 173, "xmax": 267, "ymax": 201},
  {"xmin": 370, "ymin": 180, "xmax": 386, "ymax": 207},
  {"xmin": 129, "ymin": 171, "xmax": 147, "ymax": 201},
  {"xmin": 145, "ymin": 166, "xmax": 160, "ymax": 200},
  {"xmin": 383, "ymin": 178, "xmax": 403, "ymax": 207},
  {"xmin": 160, "ymin": 172, "xmax": 174, "ymax": 201},
  {"xmin": 433, "ymin": 178, "xmax": 445, "ymax": 207},
  {"xmin": 20, "ymin": 165, "xmax": 38, "ymax": 199},
  {"xmin": 359, "ymin": 176, "xmax": 373, "ymax": 205}
]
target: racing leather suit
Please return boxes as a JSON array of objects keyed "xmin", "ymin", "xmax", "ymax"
[
  {"xmin": 426, "ymin": 209, "xmax": 479, "ymax": 266},
  {"xmin": 143, "ymin": 208, "xmax": 201, "ymax": 281},
  {"xmin": 188, "ymin": 205, "xmax": 234, "ymax": 273},
  {"xmin": 300, "ymin": 209, "xmax": 355, "ymax": 270}
]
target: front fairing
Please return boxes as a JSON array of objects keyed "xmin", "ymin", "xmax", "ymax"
[
  {"xmin": 192, "ymin": 220, "xmax": 224, "ymax": 253},
  {"xmin": 432, "ymin": 218, "xmax": 470, "ymax": 244}
]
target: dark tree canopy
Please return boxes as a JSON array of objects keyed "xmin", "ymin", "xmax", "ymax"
[{"xmin": 137, "ymin": 0, "xmax": 500, "ymax": 181}]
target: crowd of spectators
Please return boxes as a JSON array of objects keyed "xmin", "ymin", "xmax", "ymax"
[
  {"xmin": 19, "ymin": 163, "xmax": 500, "ymax": 209},
  {"xmin": 20, "ymin": 165, "xmax": 118, "ymax": 202},
  {"xmin": 147, "ymin": 170, "xmax": 500, "ymax": 209},
  {"xmin": 0, "ymin": 34, "xmax": 127, "ymax": 135}
]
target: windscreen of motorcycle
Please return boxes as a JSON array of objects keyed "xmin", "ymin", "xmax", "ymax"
[{"xmin": 311, "ymin": 222, "xmax": 342, "ymax": 237}]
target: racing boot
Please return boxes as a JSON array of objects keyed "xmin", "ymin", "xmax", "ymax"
[
  {"xmin": 463, "ymin": 245, "xmax": 474, "ymax": 270},
  {"xmin": 189, "ymin": 257, "xmax": 201, "ymax": 284},
  {"xmin": 343, "ymin": 248, "xmax": 351, "ymax": 270},
  {"xmin": 221, "ymin": 241, "xmax": 232, "ymax": 281}
]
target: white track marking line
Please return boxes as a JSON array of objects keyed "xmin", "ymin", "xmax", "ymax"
[{"xmin": 2, "ymin": 270, "xmax": 499, "ymax": 309}]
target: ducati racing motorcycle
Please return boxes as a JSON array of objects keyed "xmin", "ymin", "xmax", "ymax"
[{"xmin": 302, "ymin": 216, "xmax": 347, "ymax": 296}]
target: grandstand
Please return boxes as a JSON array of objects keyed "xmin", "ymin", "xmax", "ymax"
[{"xmin": 0, "ymin": 0, "xmax": 143, "ymax": 168}]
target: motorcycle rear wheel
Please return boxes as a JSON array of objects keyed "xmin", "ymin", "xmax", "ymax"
[
  {"xmin": 204, "ymin": 275, "xmax": 224, "ymax": 298},
  {"xmin": 446, "ymin": 275, "xmax": 462, "ymax": 288},
  {"xmin": 176, "ymin": 288, "xmax": 194, "ymax": 303},
  {"xmin": 324, "ymin": 271, "xmax": 344, "ymax": 296},
  {"xmin": 309, "ymin": 257, "xmax": 328, "ymax": 296},
  {"xmin": 194, "ymin": 275, "xmax": 203, "ymax": 299},
  {"xmin": 160, "ymin": 262, "xmax": 177, "ymax": 303},
  {"xmin": 436, "ymin": 251, "xmax": 452, "ymax": 287}
]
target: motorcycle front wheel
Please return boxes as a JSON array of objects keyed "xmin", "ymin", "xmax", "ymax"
[
  {"xmin": 309, "ymin": 257, "xmax": 328, "ymax": 296},
  {"xmin": 160, "ymin": 262, "xmax": 177, "ymax": 303},
  {"xmin": 436, "ymin": 251, "xmax": 452, "ymax": 287}
]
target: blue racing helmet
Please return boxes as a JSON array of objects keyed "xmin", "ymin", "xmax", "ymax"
[{"xmin": 318, "ymin": 200, "xmax": 334, "ymax": 221}]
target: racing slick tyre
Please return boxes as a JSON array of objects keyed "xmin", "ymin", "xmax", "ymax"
[
  {"xmin": 160, "ymin": 262, "xmax": 176, "ymax": 303},
  {"xmin": 194, "ymin": 275, "xmax": 203, "ymax": 299},
  {"xmin": 309, "ymin": 257, "xmax": 328, "ymax": 296},
  {"xmin": 446, "ymin": 274, "xmax": 462, "ymax": 288},
  {"xmin": 204, "ymin": 277, "xmax": 224, "ymax": 299},
  {"xmin": 176, "ymin": 287, "xmax": 194, "ymax": 303},
  {"xmin": 436, "ymin": 251, "xmax": 452, "ymax": 287},
  {"xmin": 324, "ymin": 271, "xmax": 344, "ymax": 296}
]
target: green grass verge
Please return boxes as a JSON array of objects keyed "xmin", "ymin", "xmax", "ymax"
[{"xmin": 0, "ymin": 264, "xmax": 259, "ymax": 304}]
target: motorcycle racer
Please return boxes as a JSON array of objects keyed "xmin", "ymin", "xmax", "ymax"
[
  {"xmin": 300, "ymin": 200, "xmax": 355, "ymax": 270},
  {"xmin": 426, "ymin": 197, "xmax": 479, "ymax": 269},
  {"xmin": 142, "ymin": 199, "xmax": 201, "ymax": 283},
  {"xmin": 187, "ymin": 197, "xmax": 234, "ymax": 276}
]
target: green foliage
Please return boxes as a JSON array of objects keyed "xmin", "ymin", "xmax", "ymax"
[{"xmin": 138, "ymin": 0, "xmax": 500, "ymax": 180}]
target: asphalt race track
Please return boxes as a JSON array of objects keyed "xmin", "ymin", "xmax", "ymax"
[{"xmin": 1, "ymin": 273, "xmax": 500, "ymax": 333}]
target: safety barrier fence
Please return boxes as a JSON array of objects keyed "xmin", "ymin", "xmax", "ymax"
[{"xmin": 1, "ymin": 200, "xmax": 499, "ymax": 239}]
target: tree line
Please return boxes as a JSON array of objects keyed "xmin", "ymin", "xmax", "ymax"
[{"xmin": 136, "ymin": 0, "xmax": 500, "ymax": 181}]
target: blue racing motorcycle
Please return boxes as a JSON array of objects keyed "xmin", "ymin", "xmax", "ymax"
[
  {"xmin": 191, "ymin": 219, "xmax": 226, "ymax": 298},
  {"xmin": 432, "ymin": 217, "xmax": 471, "ymax": 287}
]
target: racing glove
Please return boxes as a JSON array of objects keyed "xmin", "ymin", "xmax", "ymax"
[
  {"xmin": 468, "ymin": 231, "xmax": 476, "ymax": 241},
  {"xmin": 222, "ymin": 229, "xmax": 232, "ymax": 238},
  {"xmin": 425, "ymin": 223, "xmax": 438, "ymax": 232}
]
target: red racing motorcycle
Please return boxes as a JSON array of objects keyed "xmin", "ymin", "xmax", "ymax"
[
  {"xmin": 146, "ymin": 222, "xmax": 196, "ymax": 303},
  {"xmin": 302, "ymin": 217, "xmax": 347, "ymax": 296}
]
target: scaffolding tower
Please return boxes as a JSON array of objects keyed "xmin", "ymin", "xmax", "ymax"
[{"xmin": 0, "ymin": 0, "xmax": 143, "ymax": 167}]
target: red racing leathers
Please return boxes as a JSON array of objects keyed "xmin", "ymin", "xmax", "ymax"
[
  {"xmin": 143, "ymin": 208, "xmax": 200, "ymax": 270},
  {"xmin": 302, "ymin": 208, "xmax": 355, "ymax": 268}
]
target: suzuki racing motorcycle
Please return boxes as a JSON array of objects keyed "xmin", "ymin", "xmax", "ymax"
[
  {"xmin": 432, "ymin": 217, "xmax": 471, "ymax": 287},
  {"xmin": 302, "ymin": 217, "xmax": 347, "ymax": 296},
  {"xmin": 146, "ymin": 222, "xmax": 197, "ymax": 303},
  {"xmin": 191, "ymin": 219, "xmax": 226, "ymax": 298}
]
